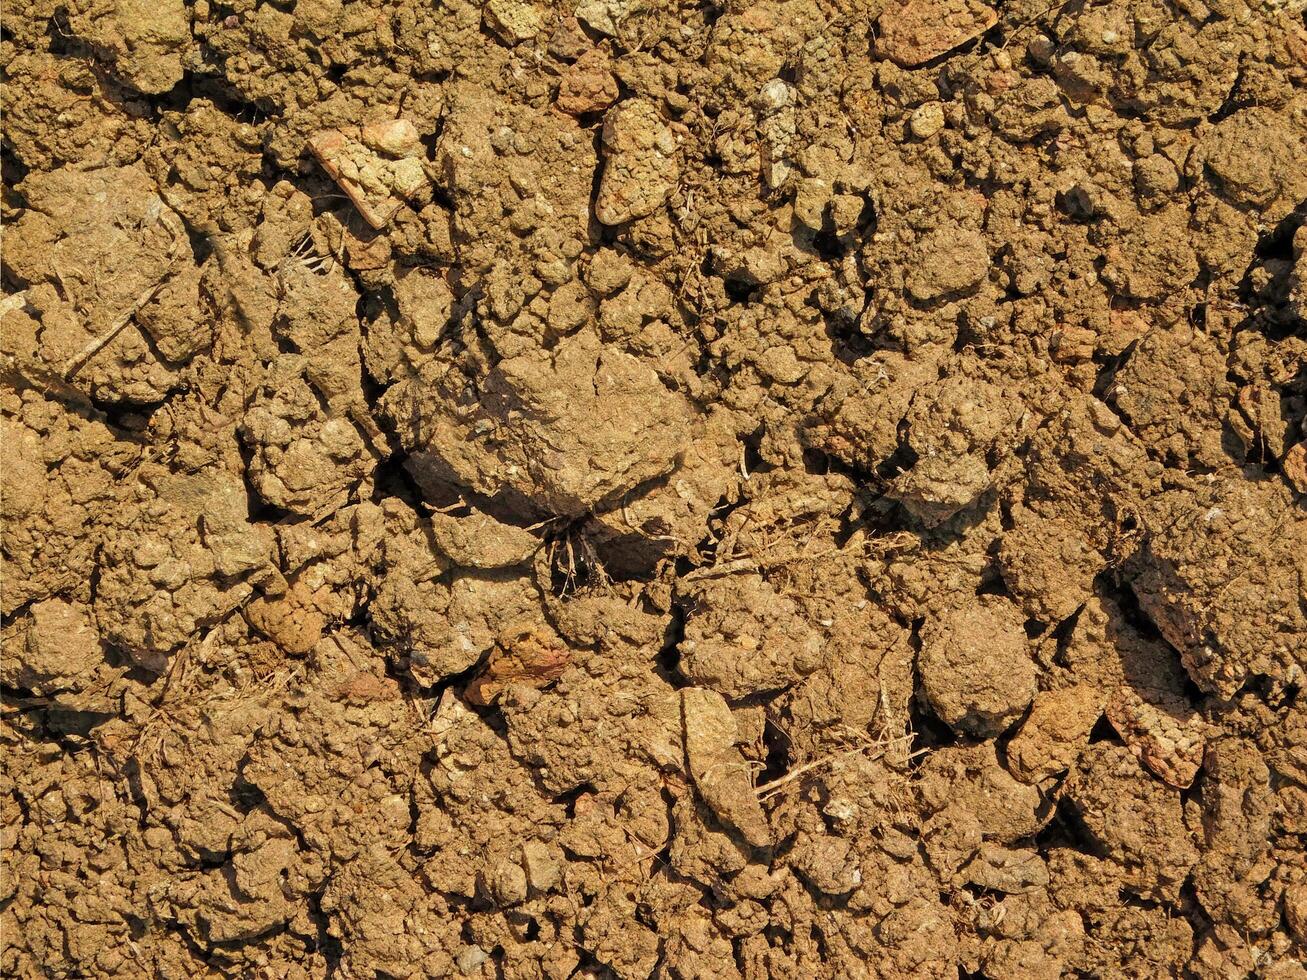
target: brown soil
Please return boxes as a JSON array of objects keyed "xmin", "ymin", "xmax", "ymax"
[{"xmin": 2, "ymin": 0, "xmax": 1306, "ymax": 976}]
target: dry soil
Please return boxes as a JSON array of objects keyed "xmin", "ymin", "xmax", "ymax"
[{"xmin": 2, "ymin": 0, "xmax": 1307, "ymax": 977}]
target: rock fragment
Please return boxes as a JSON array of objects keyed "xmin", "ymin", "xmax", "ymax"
[
  {"xmin": 557, "ymin": 49, "xmax": 619, "ymax": 115},
  {"xmin": 575, "ymin": 0, "xmax": 639, "ymax": 38},
  {"xmin": 755, "ymin": 79, "xmax": 797, "ymax": 189},
  {"xmin": 465, "ymin": 626, "xmax": 571, "ymax": 706},
  {"xmin": 309, "ymin": 124, "xmax": 429, "ymax": 229},
  {"xmin": 360, "ymin": 119, "xmax": 424, "ymax": 158},
  {"xmin": 909, "ymin": 102, "xmax": 946, "ymax": 140},
  {"xmin": 595, "ymin": 99, "xmax": 679, "ymax": 226},
  {"xmin": 878, "ymin": 0, "xmax": 998, "ymax": 68}
]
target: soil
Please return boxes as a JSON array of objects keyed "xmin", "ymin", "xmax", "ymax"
[{"xmin": 2, "ymin": 0, "xmax": 1306, "ymax": 976}]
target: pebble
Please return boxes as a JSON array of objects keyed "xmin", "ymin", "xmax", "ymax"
[
  {"xmin": 456, "ymin": 945, "xmax": 488, "ymax": 974},
  {"xmin": 575, "ymin": 0, "xmax": 633, "ymax": 38},
  {"xmin": 910, "ymin": 102, "xmax": 946, "ymax": 139},
  {"xmin": 755, "ymin": 79, "xmax": 797, "ymax": 188},
  {"xmin": 361, "ymin": 119, "xmax": 423, "ymax": 159}
]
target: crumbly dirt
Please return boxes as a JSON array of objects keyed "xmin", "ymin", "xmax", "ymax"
[{"xmin": 2, "ymin": 0, "xmax": 1306, "ymax": 976}]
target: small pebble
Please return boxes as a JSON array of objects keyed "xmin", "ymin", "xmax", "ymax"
[
  {"xmin": 361, "ymin": 119, "xmax": 423, "ymax": 159},
  {"xmin": 456, "ymin": 945, "xmax": 488, "ymax": 974},
  {"xmin": 910, "ymin": 102, "xmax": 946, "ymax": 140}
]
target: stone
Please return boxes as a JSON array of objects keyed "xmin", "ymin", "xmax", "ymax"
[{"xmin": 879, "ymin": 0, "xmax": 998, "ymax": 68}]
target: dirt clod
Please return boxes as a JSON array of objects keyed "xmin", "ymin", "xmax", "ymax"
[{"xmin": 919, "ymin": 596, "xmax": 1037, "ymax": 737}]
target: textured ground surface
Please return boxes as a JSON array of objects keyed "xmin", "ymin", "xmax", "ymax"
[{"xmin": 3, "ymin": 0, "xmax": 1307, "ymax": 976}]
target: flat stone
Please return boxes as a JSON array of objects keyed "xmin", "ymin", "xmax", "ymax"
[{"xmin": 878, "ymin": 0, "xmax": 997, "ymax": 68}]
